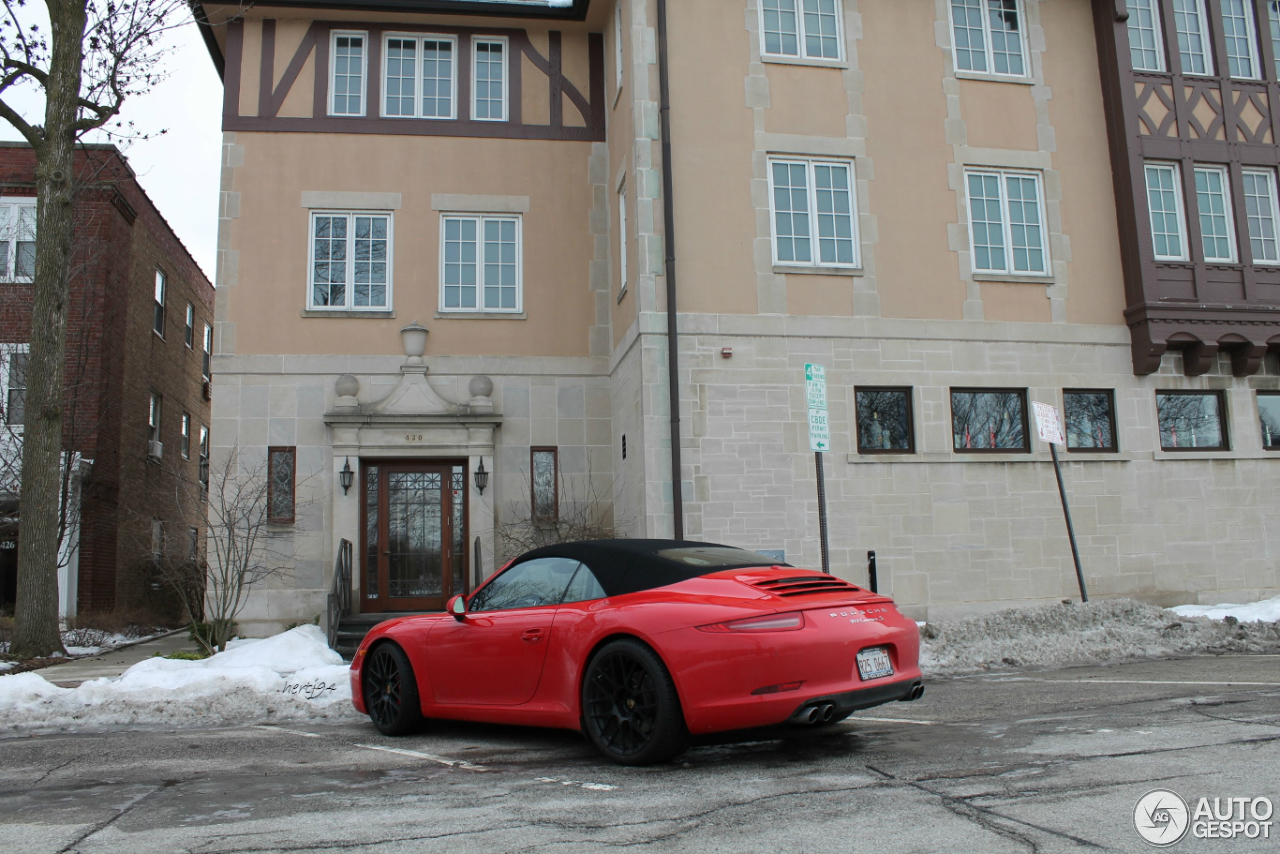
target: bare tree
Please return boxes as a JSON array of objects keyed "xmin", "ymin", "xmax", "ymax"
[
  {"xmin": 495, "ymin": 459, "xmax": 625, "ymax": 565},
  {"xmin": 0, "ymin": 0, "xmax": 191, "ymax": 656}
]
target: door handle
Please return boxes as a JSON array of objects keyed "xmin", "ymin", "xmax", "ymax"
[{"xmin": 521, "ymin": 628, "xmax": 545, "ymax": 644}]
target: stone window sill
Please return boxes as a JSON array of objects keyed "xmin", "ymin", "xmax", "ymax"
[
  {"xmin": 775, "ymin": 264, "xmax": 863, "ymax": 276},
  {"xmin": 434, "ymin": 311, "xmax": 527, "ymax": 320},
  {"xmin": 956, "ymin": 71, "xmax": 1035, "ymax": 86},
  {"xmin": 972, "ymin": 272, "xmax": 1053, "ymax": 284},
  {"xmin": 302, "ymin": 309, "xmax": 396, "ymax": 318},
  {"xmin": 761, "ymin": 55, "xmax": 848, "ymax": 70}
]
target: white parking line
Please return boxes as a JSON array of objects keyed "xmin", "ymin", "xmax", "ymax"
[
  {"xmin": 1028, "ymin": 679, "xmax": 1280, "ymax": 687},
  {"xmin": 855, "ymin": 716, "xmax": 937, "ymax": 725},
  {"xmin": 355, "ymin": 743, "xmax": 490, "ymax": 772},
  {"xmin": 534, "ymin": 776, "xmax": 619, "ymax": 791},
  {"xmin": 253, "ymin": 725, "xmax": 323, "ymax": 738}
]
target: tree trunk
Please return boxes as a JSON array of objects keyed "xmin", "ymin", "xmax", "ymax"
[{"xmin": 10, "ymin": 0, "xmax": 88, "ymax": 659}]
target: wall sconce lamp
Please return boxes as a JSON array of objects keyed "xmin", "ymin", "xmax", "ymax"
[
  {"xmin": 339, "ymin": 457, "xmax": 354, "ymax": 495},
  {"xmin": 474, "ymin": 459, "xmax": 489, "ymax": 495}
]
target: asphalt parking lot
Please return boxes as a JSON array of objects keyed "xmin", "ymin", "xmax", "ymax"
[{"xmin": 1, "ymin": 653, "xmax": 1277, "ymax": 854}]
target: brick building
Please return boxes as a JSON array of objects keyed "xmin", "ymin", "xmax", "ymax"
[
  {"xmin": 0, "ymin": 142, "xmax": 214, "ymax": 619},
  {"xmin": 192, "ymin": 0, "xmax": 1279, "ymax": 634}
]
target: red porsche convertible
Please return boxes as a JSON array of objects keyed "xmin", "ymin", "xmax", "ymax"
[{"xmin": 350, "ymin": 540, "xmax": 924, "ymax": 765}]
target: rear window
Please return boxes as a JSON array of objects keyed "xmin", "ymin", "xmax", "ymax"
[{"xmin": 655, "ymin": 546, "xmax": 791, "ymax": 568}]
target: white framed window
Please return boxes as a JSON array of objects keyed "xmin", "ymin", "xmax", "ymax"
[
  {"xmin": 1144, "ymin": 162, "xmax": 1189, "ymax": 261},
  {"xmin": 964, "ymin": 168, "xmax": 1049, "ymax": 275},
  {"xmin": 1243, "ymin": 168, "xmax": 1280, "ymax": 263},
  {"xmin": 768, "ymin": 157, "xmax": 858, "ymax": 268},
  {"xmin": 153, "ymin": 269, "xmax": 166, "ymax": 336},
  {"xmin": 472, "ymin": 37, "xmax": 508, "ymax": 121},
  {"xmin": 618, "ymin": 183, "xmax": 628, "ymax": 295},
  {"xmin": 308, "ymin": 211, "xmax": 393, "ymax": 311},
  {"xmin": 440, "ymin": 214, "xmax": 521, "ymax": 312},
  {"xmin": 149, "ymin": 392, "xmax": 162, "ymax": 444},
  {"xmin": 950, "ymin": 0, "xmax": 1028, "ymax": 78},
  {"xmin": 202, "ymin": 323, "xmax": 212, "ymax": 379},
  {"xmin": 1, "ymin": 345, "xmax": 28, "ymax": 430},
  {"xmin": 1194, "ymin": 165, "xmax": 1237, "ymax": 262},
  {"xmin": 760, "ymin": 0, "xmax": 843, "ymax": 62},
  {"xmin": 184, "ymin": 302, "xmax": 194, "ymax": 348},
  {"xmin": 1222, "ymin": 0, "xmax": 1261, "ymax": 79},
  {"xmin": 383, "ymin": 33, "xmax": 456, "ymax": 119},
  {"xmin": 330, "ymin": 31, "xmax": 368, "ymax": 116},
  {"xmin": 614, "ymin": 1, "xmax": 624, "ymax": 91},
  {"xmin": 1268, "ymin": 1, "xmax": 1280, "ymax": 79},
  {"xmin": 198, "ymin": 425, "xmax": 210, "ymax": 489},
  {"xmin": 0, "ymin": 199, "xmax": 36, "ymax": 281},
  {"xmin": 1127, "ymin": 0, "xmax": 1166, "ymax": 71},
  {"xmin": 1173, "ymin": 0, "xmax": 1213, "ymax": 75},
  {"xmin": 181, "ymin": 412, "xmax": 191, "ymax": 459}
]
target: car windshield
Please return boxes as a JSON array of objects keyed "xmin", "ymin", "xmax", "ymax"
[{"xmin": 654, "ymin": 546, "xmax": 789, "ymax": 568}]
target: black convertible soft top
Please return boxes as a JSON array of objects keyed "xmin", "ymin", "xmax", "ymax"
[{"xmin": 511, "ymin": 539, "xmax": 791, "ymax": 598}]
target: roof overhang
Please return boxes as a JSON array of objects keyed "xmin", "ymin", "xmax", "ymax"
[{"xmin": 189, "ymin": 0, "xmax": 591, "ymax": 78}]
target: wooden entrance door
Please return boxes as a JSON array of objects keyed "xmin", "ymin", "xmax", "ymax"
[{"xmin": 361, "ymin": 461, "xmax": 468, "ymax": 612}]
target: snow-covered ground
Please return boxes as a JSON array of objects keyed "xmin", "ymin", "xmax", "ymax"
[
  {"xmin": 0, "ymin": 626, "xmax": 169, "ymax": 658},
  {"xmin": 920, "ymin": 596, "xmax": 1280, "ymax": 676},
  {"xmin": 0, "ymin": 626, "xmax": 358, "ymax": 733},
  {"xmin": 1, "ymin": 597, "xmax": 1277, "ymax": 734}
]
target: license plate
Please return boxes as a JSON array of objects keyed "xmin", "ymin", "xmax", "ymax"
[{"xmin": 856, "ymin": 646, "xmax": 894, "ymax": 681}]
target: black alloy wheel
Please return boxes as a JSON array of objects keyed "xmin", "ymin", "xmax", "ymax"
[
  {"xmin": 581, "ymin": 639, "xmax": 689, "ymax": 765},
  {"xmin": 363, "ymin": 644, "xmax": 423, "ymax": 736}
]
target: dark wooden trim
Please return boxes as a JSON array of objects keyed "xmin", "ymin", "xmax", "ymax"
[
  {"xmin": 530, "ymin": 447, "xmax": 558, "ymax": 522},
  {"xmin": 223, "ymin": 20, "xmax": 245, "ymax": 128},
  {"xmin": 948, "ymin": 388, "xmax": 1031, "ymax": 454},
  {"xmin": 1154, "ymin": 389, "xmax": 1230, "ymax": 450},
  {"xmin": 238, "ymin": 0, "xmax": 590, "ymax": 20},
  {"xmin": 225, "ymin": 20, "xmax": 605, "ymax": 141},
  {"xmin": 1259, "ymin": 389, "xmax": 1280, "ymax": 449}
]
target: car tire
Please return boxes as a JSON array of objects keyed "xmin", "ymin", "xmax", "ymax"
[
  {"xmin": 362, "ymin": 643, "xmax": 423, "ymax": 736},
  {"xmin": 581, "ymin": 639, "xmax": 690, "ymax": 766}
]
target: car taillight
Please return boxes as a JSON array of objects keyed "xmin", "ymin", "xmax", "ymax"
[{"xmin": 697, "ymin": 612, "xmax": 805, "ymax": 633}]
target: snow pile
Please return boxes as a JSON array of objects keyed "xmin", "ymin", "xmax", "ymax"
[
  {"xmin": 1167, "ymin": 594, "xmax": 1280, "ymax": 623},
  {"xmin": 0, "ymin": 661, "xmax": 13, "ymax": 672},
  {"xmin": 0, "ymin": 625, "xmax": 360, "ymax": 733},
  {"xmin": 920, "ymin": 597, "xmax": 1280, "ymax": 676}
]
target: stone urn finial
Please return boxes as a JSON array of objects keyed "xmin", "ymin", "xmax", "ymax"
[{"xmin": 401, "ymin": 321, "xmax": 429, "ymax": 366}]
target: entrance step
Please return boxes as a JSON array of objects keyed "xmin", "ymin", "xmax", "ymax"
[{"xmin": 333, "ymin": 611, "xmax": 439, "ymax": 661}]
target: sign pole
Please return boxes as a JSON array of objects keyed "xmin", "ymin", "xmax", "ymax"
[
  {"xmin": 815, "ymin": 451, "xmax": 831, "ymax": 575},
  {"xmin": 1049, "ymin": 443, "xmax": 1088, "ymax": 602},
  {"xmin": 804, "ymin": 364, "xmax": 832, "ymax": 575}
]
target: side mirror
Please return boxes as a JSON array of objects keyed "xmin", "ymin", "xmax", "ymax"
[{"xmin": 448, "ymin": 594, "xmax": 466, "ymax": 621}]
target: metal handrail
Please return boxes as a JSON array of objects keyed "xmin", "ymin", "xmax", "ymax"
[{"xmin": 326, "ymin": 538, "xmax": 353, "ymax": 650}]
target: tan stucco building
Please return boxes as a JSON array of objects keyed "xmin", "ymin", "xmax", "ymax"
[{"xmin": 194, "ymin": 0, "xmax": 1280, "ymax": 634}]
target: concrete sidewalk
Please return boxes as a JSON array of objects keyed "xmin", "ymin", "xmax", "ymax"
[{"xmin": 36, "ymin": 631, "xmax": 202, "ymax": 688}]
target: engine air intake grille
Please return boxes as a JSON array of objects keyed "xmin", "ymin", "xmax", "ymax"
[{"xmin": 750, "ymin": 576, "xmax": 860, "ymax": 597}]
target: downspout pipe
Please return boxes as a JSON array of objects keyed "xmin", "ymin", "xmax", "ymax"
[{"xmin": 656, "ymin": 0, "xmax": 684, "ymax": 540}]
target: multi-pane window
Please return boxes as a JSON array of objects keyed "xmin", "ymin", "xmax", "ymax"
[
  {"xmin": 1221, "ymin": 0, "xmax": 1261, "ymax": 79},
  {"xmin": 1144, "ymin": 163, "xmax": 1188, "ymax": 260},
  {"xmin": 473, "ymin": 38, "xmax": 508, "ymax": 121},
  {"xmin": 330, "ymin": 32, "xmax": 366, "ymax": 116},
  {"xmin": 769, "ymin": 158, "xmax": 857, "ymax": 267},
  {"xmin": 1157, "ymin": 390, "xmax": 1227, "ymax": 449},
  {"xmin": 1127, "ymin": 0, "xmax": 1166, "ymax": 71},
  {"xmin": 188, "ymin": 527, "xmax": 200, "ymax": 562},
  {"xmin": 148, "ymin": 392, "xmax": 162, "ymax": 451},
  {"xmin": 1243, "ymin": 169, "xmax": 1280, "ymax": 263},
  {"xmin": 153, "ymin": 270, "xmax": 166, "ymax": 336},
  {"xmin": 184, "ymin": 303, "xmax": 194, "ymax": 348},
  {"xmin": 181, "ymin": 412, "xmax": 191, "ymax": 459},
  {"xmin": 151, "ymin": 520, "xmax": 165, "ymax": 564},
  {"xmin": 1268, "ymin": 1, "xmax": 1280, "ymax": 78},
  {"xmin": 440, "ymin": 214, "xmax": 521, "ymax": 312},
  {"xmin": 950, "ymin": 0, "xmax": 1027, "ymax": 77},
  {"xmin": 309, "ymin": 211, "xmax": 391, "ymax": 310},
  {"xmin": 1064, "ymin": 390, "xmax": 1118, "ymax": 452},
  {"xmin": 383, "ymin": 35, "xmax": 456, "ymax": 119},
  {"xmin": 202, "ymin": 323, "xmax": 212, "ymax": 379},
  {"xmin": 950, "ymin": 389, "xmax": 1029, "ymax": 452},
  {"xmin": 1194, "ymin": 165, "xmax": 1236, "ymax": 262},
  {"xmin": 0, "ymin": 200, "xmax": 36, "ymax": 280},
  {"xmin": 532, "ymin": 448, "xmax": 557, "ymax": 521},
  {"xmin": 965, "ymin": 169, "xmax": 1048, "ymax": 275},
  {"xmin": 760, "ymin": 0, "xmax": 842, "ymax": 61},
  {"xmin": 618, "ymin": 185, "xmax": 628, "ymax": 294},
  {"xmin": 854, "ymin": 388, "xmax": 914, "ymax": 454},
  {"xmin": 198, "ymin": 425, "xmax": 210, "ymax": 489},
  {"xmin": 268, "ymin": 446, "xmax": 296, "ymax": 524},
  {"xmin": 2, "ymin": 346, "xmax": 27, "ymax": 428},
  {"xmin": 1173, "ymin": 0, "xmax": 1213, "ymax": 74},
  {"xmin": 1259, "ymin": 392, "xmax": 1280, "ymax": 448}
]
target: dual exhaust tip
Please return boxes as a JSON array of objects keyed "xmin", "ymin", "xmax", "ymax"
[{"xmin": 789, "ymin": 682, "xmax": 924, "ymax": 726}]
